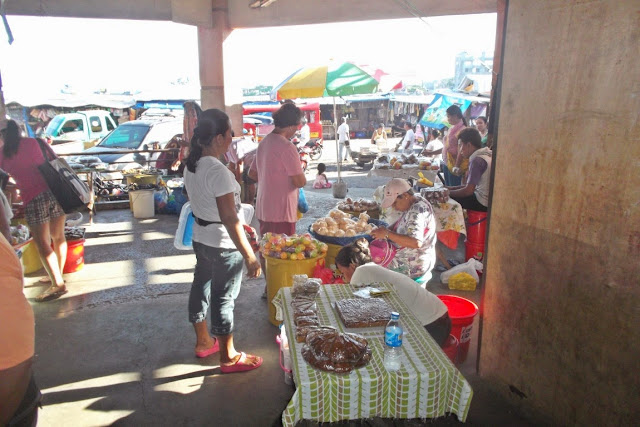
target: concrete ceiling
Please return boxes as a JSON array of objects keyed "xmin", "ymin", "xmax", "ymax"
[{"xmin": 4, "ymin": 0, "xmax": 497, "ymax": 28}]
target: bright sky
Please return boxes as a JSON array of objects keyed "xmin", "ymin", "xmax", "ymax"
[{"xmin": 0, "ymin": 13, "xmax": 496, "ymax": 96}]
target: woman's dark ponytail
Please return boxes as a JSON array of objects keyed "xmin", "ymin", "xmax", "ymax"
[
  {"xmin": 184, "ymin": 109, "xmax": 230, "ymax": 173},
  {"xmin": 1, "ymin": 120, "xmax": 22, "ymax": 158}
]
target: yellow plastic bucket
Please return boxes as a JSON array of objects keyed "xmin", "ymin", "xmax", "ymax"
[
  {"xmin": 266, "ymin": 254, "xmax": 325, "ymax": 326},
  {"xmin": 20, "ymin": 241, "xmax": 43, "ymax": 274},
  {"xmin": 324, "ymin": 243, "xmax": 343, "ymax": 268}
]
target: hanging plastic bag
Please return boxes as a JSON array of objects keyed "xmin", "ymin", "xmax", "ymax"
[
  {"xmin": 174, "ymin": 202, "xmax": 195, "ymax": 250},
  {"xmin": 440, "ymin": 258, "xmax": 483, "ymax": 285},
  {"xmin": 298, "ymin": 187, "xmax": 309, "ymax": 213}
]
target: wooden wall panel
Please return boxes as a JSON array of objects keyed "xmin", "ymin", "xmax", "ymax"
[{"xmin": 481, "ymin": 1, "xmax": 640, "ymax": 424}]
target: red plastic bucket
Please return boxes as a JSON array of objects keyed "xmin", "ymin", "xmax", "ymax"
[
  {"xmin": 442, "ymin": 334, "xmax": 459, "ymax": 364},
  {"xmin": 437, "ymin": 295, "xmax": 479, "ymax": 364},
  {"xmin": 465, "ymin": 241, "xmax": 485, "ymax": 262},
  {"xmin": 466, "ymin": 210, "xmax": 487, "ymax": 245},
  {"xmin": 63, "ymin": 239, "xmax": 85, "ymax": 274}
]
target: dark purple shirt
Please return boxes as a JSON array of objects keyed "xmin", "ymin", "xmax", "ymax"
[{"xmin": 466, "ymin": 156, "xmax": 488, "ymax": 186}]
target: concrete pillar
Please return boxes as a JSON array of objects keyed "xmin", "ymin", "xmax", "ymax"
[
  {"xmin": 197, "ymin": 0, "xmax": 243, "ymax": 135},
  {"xmin": 198, "ymin": 0, "xmax": 229, "ymax": 111}
]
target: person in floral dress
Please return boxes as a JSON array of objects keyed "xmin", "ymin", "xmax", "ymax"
[{"xmin": 370, "ymin": 178, "xmax": 436, "ymax": 281}]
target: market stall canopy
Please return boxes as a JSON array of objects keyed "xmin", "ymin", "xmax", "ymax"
[
  {"xmin": 419, "ymin": 93, "xmax": 473, "ymax": 129},
  {"xmin": 390, "ymin": 94, "xmax": 436, "ymax": 105},
  {"xmin": 134, "ymin": 84, "xmax": 201, "ymax": 104},
  {"xmin": 5, "ymin": 90, "xmax": 136, "ymax": 109},
  {"xmin": 270, "ymin": 62, "xmax": 379, "ymax": 101}
]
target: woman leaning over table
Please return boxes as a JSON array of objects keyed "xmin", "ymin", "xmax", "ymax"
[
  {"xmin": 335, "ymin": 239, "xmax": 451, "ymax": 347},
  {"xmin": 370, "ymin": 178, "xmax": 437, "ymax": 281},
  {"xmin": 183, "ymin": 109, "xmax": 263, "ymax": 373},
  {"xmin": 0, "ymin": 120, "xmax": 67, "ymax": 302}
]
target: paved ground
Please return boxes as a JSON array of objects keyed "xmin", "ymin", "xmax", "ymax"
[{"xmin": 22, "ymin": 139, "xmax": 541, "ymax": 426}]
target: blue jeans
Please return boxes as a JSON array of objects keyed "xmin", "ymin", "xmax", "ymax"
[
  {"xmin": 441, "ymin": 161, "xmax": 462, "ymax": 186},
  {"xmin": 189, "ymin": 241, "xmax": 244, "ymax": 336}
]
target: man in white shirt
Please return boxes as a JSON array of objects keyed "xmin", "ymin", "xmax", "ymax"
[
  {"xmin": 299, "ymin": 118, "xmax": 310, "ymax": 146},
  {"xmin": 337, "ymin": 117, "xmax": 350, "ymax": 162},
  {"xmin": 400, "ymin": 122, "xmax": 415, "ymax": 154}
]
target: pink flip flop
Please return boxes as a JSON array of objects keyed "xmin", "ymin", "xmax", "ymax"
[
  {"xmin": 220, "ymin": 352, "xmax": 263, "ymax": 374},
  {"xmin": 195, "ymin": 339, "xmax": 220, "ymax": 358}
]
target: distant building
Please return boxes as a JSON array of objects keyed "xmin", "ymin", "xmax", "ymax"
[{"xmin": 454, "ymin": 51, "xmax": 493, "ymax": 87}]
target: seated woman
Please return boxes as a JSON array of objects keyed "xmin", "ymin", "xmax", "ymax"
[
  {"xmin": 370, "ymin": 123, "xmax": 387, "ymax": 147},
  {"xmin": 370, "ymin": 178, "xmax": 436, "ymax": 281},
  {"xmin": 446, "ymin": 127, "xmax": 492, "ymax": 212},
  {"xmin": 335, "ymin": 239, "xmax": 451, "ymax": 347}
]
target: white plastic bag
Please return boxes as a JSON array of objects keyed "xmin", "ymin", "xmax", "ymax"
[{"xmin": 440, "ymin": 258, "xmax": 483, "ymax": 284}]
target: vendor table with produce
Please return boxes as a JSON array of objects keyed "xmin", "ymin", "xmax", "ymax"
[
  {"xmin": 368, "ymin": 166, "xmax": 438, "ymax": 183},
  {"xmin": 368, "ymin": 154, "xmax": 440, "ymax": 183},
  {"xmin": 273, "ymin": 283, "xmax": 473, "ymax": 426}
]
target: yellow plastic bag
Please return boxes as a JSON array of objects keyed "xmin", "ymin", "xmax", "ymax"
[{"xmin": 448, "ymin": 272, "xmax": 477, "ymax": 291}]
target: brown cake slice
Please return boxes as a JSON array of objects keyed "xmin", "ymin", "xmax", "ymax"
[{"xmin": 334, "ymin": 298, "xmax": 393, "ymax": 328}]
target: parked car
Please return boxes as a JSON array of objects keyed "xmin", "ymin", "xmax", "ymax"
[
  {"xmin": 82, "ymin": 116, "xmax": 183, "ymax": 170},
  {"xmin": 44, "ymin": 110, "xmax": 118, "ymax": 154}
]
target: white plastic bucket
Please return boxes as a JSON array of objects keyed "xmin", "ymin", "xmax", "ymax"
[{"xmin": 130, "ymin": 190, "xmax": 155, "ymax": 219}]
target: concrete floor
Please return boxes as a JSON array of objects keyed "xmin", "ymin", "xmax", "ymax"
[{"xmin": 23, "ymin": 141, "xmax": 542, "ymax": 426}]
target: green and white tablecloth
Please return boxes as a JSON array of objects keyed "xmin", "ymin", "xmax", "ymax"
[{"xmin": 273, "ymin": 283, "xmax": 473, "ymax": 426}]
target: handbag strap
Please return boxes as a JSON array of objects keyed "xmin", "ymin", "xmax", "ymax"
[
  {"xmin": 36, "ymin": 138, "xmax": 56, "ymax": 162},
  {"xmin": 389, "ymin": 210, "xmax": 407, "ymax": 232}
]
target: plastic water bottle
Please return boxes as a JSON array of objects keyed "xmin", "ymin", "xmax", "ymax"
[{"xmin": 383, "ymin": 312, "xmax": 403, "ymax": 372}]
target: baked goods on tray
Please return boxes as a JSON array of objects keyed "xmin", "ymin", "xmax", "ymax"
[
  {"xmin": 291, "ymin": 275, "xmax": 321, "ymax": 298},
  {"xmin": 291, "ymin": 288, "xmax": 321, "ymax": 342},
  {"xmin": 295, "ymin": 315, "xmax": 319, "ymax": 327},
  {"xmin": 296, "ymin": 325, "xmax": 317, "ymax": 343},
  {"xmin": 334, "ymin": 298, "xmax": 393, "ymax": 328},
  {"xmin": 292, "ymin": 294, "xmax": 317, "ymax": 317},
  {"xmin": 301, "ymin": 327, "xmax": 372, "ymax": 374}
]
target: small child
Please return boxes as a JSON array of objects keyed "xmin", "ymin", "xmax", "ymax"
[{"xmin": 313, "ymin": 163, "xmax": 332, "ymax": 189}]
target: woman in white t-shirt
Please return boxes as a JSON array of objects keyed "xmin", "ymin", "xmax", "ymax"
[
  {"xmin": 335, "ymin": 239, "xmax": 451, "ymax": 347},
  {"xmin": 421, "ymin": 129, "xmax": 444, "ymax": 162},
  {"xmin": 183, "ymin": 109, "xmax": 262, "ymax": 373}
]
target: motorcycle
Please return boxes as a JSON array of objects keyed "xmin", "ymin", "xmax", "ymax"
[
  {"xmin": 304, "ymin": 138, "xmax": 323, "ymax": 160},
  {"xmin": 291, "ymin": 136, "xmax": 310, "ymax": 172}
]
